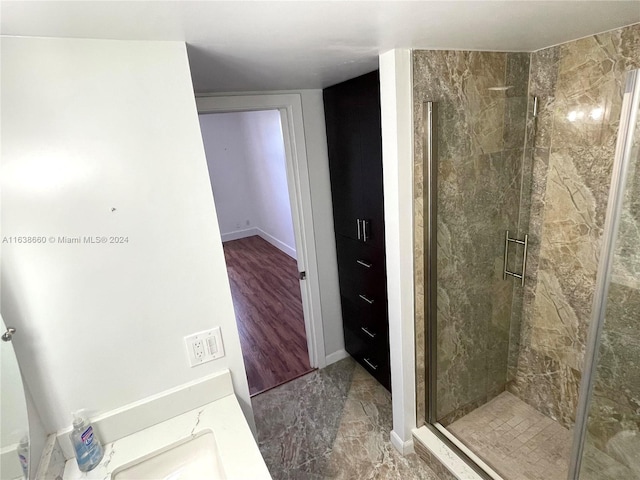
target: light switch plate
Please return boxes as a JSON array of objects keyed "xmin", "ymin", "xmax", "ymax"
[{"xmin": 184, "ymin": 327, "xmax": 225, "ymax": 367}]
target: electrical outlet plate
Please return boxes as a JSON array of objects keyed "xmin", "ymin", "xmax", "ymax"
[{"xmin": 184, "ymin": 327, "xmax": 225, "ymax": 367}]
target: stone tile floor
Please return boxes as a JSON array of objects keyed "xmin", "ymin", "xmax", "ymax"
[
  {"xmin": 252, "ymin": 359, "xmax": 636, "ymax": 480},
  {"xmin": 251, "ymin": 357, "xmax": 441, "ymax": 480}
]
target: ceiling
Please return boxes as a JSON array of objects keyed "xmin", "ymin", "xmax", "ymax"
[{"xmin": 2, "ymin": 1, "xmax": 639, "ymax": 92}]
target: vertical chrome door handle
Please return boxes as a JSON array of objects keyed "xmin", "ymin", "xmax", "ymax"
[
  {"xmin": 503, "ymin": 230, "xmax": 529, "ymax": 286},
  {"xmin": 356, "ymin": 218, "xmax": 362, "ymax": 240},
  {"xmin": 362, "ymin": 219, "xmax": 368, "ymax": 242}
]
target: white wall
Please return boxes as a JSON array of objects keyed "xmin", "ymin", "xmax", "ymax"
[
  {"xmin": 1, "ymin": 37, "xmax": 253, "ymax": 434},
  {"xmin": 379, "ymin": 49, "xmax": 417, "ymax": 453},
  {"xmin": 0, "ymin": 316, "xmax": 29, "ymax": 447},
  {"xmin": 198, "ymin": 113, "xmax": 259, "ymax": 239},
  {"xmin": 199, "ymin": 110, "xmax": 296, "ymax": 258},
  {"xmin": 242, "ymin": 110, "xmax": 296, "ymax": 256},
  {"xmin": 297, "ymin": 91, "xmax": 345, "ymax": 362},
  {"xmin": 24, "ymin": 385, "xmax": 47, "ymax": 480}
]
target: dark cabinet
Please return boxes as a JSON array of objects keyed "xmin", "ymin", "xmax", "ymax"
[{"xmin": 323, "ymin": 71, "xmax": 390, "ymax": 391}]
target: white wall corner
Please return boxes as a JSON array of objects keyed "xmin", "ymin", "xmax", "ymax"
[
  {"xmin": 379, "ymin": 48, "xmax": 416, "ymax": 445},
  {"xmin": 256, "ymin": 228, "xmax": 297, "ymax": 259},
  {"xmin": 220, "ymin": 227, "xmax": 259, "ymax": 243},
  {"xmin": 390, "ymin": 429, "xmax": 415, "ymax": 455}
]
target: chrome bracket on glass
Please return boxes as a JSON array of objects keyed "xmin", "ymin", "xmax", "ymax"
[
  {"xmin": 2, "ymin": 327, "xmax": 16, "ymax": 342},
  {"xmin": 503, "ymin": 230, "xmax": 528, "ymax": 286}
]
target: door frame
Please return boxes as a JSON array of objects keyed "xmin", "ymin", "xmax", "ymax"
[{"xmin": 196, "ymin": 93, "xmax": 326, "ymax": 369}]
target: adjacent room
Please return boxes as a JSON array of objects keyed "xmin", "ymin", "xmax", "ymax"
[{"xmin": 198, "ymin": 110, "xmax": 314, "ymax": 395}]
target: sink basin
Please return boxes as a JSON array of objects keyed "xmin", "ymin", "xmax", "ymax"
[{"xmin": 112, "ymin": 431, "xmax": 225, "ymax": 480}]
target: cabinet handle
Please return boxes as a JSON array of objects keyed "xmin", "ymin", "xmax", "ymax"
[
  {"xmin": 356, "ymin": 218, "xmax": 362, "ymax": 240},
  {"xmin": 359, "ymin": 294, "xmax": 374, "ymax": 304},
  {"xmin": 363, "ymin": 358, "xmax": 378, "ymax": 370},
  {"xmin": 361, "ymin": 327, "xmax": 376, "ymax": 338},
  {"xmin": 362, "ymin": 220, "xmax": 368, "ymax": 242},
  {"xmin": 356, "ymin": 260, "xmax": 372, "ymax": 268}
]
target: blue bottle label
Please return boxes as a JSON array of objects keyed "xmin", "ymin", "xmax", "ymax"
[{"xmin": 81, "ymin": 426, "xmax": 94, "ymax": 446}]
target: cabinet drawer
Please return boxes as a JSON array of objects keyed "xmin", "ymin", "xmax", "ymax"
[
  {"xmin": 340, "ymin": 294, "xmax": 388, "ymax": 342},
  {"xmin": 335, "ymin": 235, "xmax": 387, "ymax": 300},
  {"xmin": 344, "ymin": 321, "xmax": 391, "ymax": 391}
]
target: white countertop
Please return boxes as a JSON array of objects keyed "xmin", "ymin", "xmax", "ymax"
[{"xmin": 62, "ymin": 393, "xmax": 271, "ymax": 480}]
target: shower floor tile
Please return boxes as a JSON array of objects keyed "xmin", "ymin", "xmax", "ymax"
[
  {"xmin": 448, "ymin": 392, "xmax": 571, "ymax": 480},
  {"xmin": 448, "ymin": 392, "xmax": 634, "ymax": 480}
]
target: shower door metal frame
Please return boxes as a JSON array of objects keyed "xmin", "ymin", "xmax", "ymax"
[
  {"xmin": 568, "ymin": 68, "xmax": 640, "ymax": 480},
  {"xmin": 423, "ymin": 100, "xmax": 439, "ymax": 426}
]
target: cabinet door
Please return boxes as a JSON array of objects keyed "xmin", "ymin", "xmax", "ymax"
[
  {"xmin": 324, "ymin": 83, "xmax": 363, "ymax": 241},
  {"xmin": 357, "ymin": 72, "xmax": 385, "ymax": 251}
]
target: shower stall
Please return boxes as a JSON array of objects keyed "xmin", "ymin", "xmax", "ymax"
[{"xmin": 413, "ymin": 23, "xmax": 640, "ymax": 480}]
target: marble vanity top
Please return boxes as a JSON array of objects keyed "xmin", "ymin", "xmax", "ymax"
[{"xmin": 61, "ymin": 393, "xmax": 271, "ymax": 480}]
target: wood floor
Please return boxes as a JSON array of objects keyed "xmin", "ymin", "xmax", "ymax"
[{"xmin": 223, "ymin": 235, "xmax": 314, "ymax": 396}]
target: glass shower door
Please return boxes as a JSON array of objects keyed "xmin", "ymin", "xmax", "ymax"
[
  {"xmin": 573, "ymin": 69, "xmax": 640, "ymax": 480},
  {"xmin": 420, "ymin": 52, "xmax": 532, "ymax": 429}
]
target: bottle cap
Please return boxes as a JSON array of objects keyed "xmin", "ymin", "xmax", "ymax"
[{"xmin": 71, "ymin": 410, "xmax": 86, "ymax": 429}]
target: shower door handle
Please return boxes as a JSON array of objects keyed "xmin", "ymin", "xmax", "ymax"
[{"xmin": 503, "ymin": 230, "xmax": 529, "ymax": 286}]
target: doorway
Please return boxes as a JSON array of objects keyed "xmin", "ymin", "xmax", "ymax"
[{"xmin": 198, "ymin": 109, "xmax": 315, "ymax": 395}]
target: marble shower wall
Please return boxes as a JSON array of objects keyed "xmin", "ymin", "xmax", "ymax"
[
  {"xmin": 413, "ymin": 50, "xmax": 530, "ymax": 424},
  {"xmin": 508, "ymin": 24, "xmax": 640, "ymax": 437}
]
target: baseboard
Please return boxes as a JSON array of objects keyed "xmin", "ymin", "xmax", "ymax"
[
  {"xmin": 390, "ymin": 430, "xmax": 414, "ymax": 455},
  {"xmin": 222, "ymin": 228, "xmax": 297, "ymax": 259},
  {"xmin": 255, "ymin": 228, "xmax": 296, "ymax": 259},
  {"xmin": 325, "ymin": 349, "xmax": 350, "ymax": 366},
  {"xmin": 221, "ymin": 228, "xmax": 259, "ymax": 242}
]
